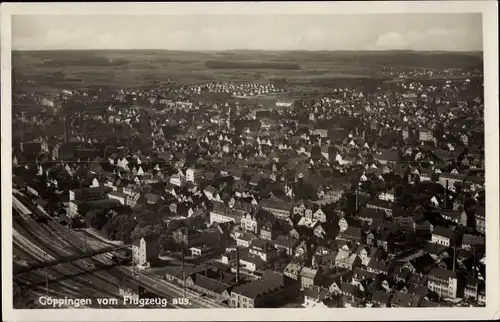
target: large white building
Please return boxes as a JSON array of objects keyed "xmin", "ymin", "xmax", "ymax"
[
  {"xmin": 427, "ymin": 268, "xmax": 459, "ymax": 299},
  {"xmin": 209, "ymin": 206, "xmax": 241, "ymax": 225}
]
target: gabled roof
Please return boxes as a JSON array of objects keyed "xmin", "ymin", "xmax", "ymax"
[
  {"xmin": 371, "ymin": 290, "xmax": 392, "ymax": 304},
  {"xmin": 432, "ymin": 225, "xmax": 455, "ymax": 240}
]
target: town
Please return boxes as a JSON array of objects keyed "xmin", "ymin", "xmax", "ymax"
[{"xmin": 12, "ymin": 58, "xmax": 486, "ymax": 309}]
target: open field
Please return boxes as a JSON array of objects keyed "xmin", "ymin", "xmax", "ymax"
[{"xmin": 12, "ymin": 50, "xmax": 483, "ymax": 91}]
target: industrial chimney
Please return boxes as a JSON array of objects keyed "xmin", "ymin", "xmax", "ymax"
[
  {"xmin": 235, "ymin": 247, "xmax": 241, "ymax": 283},
  {"xmin": 444, "ymin": 180, "xmax": 449, "ymax": 210}
]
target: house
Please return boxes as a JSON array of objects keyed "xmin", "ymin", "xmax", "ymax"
[
  {"xmin": 365, "ymin": 199, "xmax": 393, "ymax": 217},
  {"xmin": 367, "ymin": 258, "xmax": 390, "ymax": 275},
  {"xmin": 390, "ymin": 291, "xmax": 422, "ymax": 307},
  {"xmin": 259, "ymin": 198, "xmax": 292, "ymax": 220},
  {"xmin": 210, "ymin": 204, "xmax": 241, "ymax": 225},
  {"xmin": 313, "ymin": 206, "xmax": 328, "ymax": 223},
  {"xmin": 240, "ymin": 212, "xmax": 259, "ymax": 234},
  {"xmin": 414, "ymin": 215, "xmax": 434, "ymax": 237},
  {"xmin": 185, "ymin": 273, "xmax": 231, "ymax": 300},
  {"xmin": 378, "ymin": 189, "xmax": 395, "ymax": 202},
  {"xmin": 230, "ymin": 270, "xmax": 299, "ymax": 308},
  {"xmin": 132, "ymin": 234, "xmax": 159, "ymax": 266},
  {"xmin": 189, "ymin": 245, "xmax": 214, "ymax": 258},
  {"xmin": 273, "ymin": 235, "xmax": 299, "ymax": 256},
  {"xmin": 303, "ymin": 286, "xmax": 330, "ymax": 308},
  {"xmin": 335, "ymin": 251, "xmax": 361, "ymax": 270},
  {"xmin": 370, "ymin": 290, "xmax": 393, "ymax": 308},
  {"xmin": 356, "ymin": 245, "xmax": 382, "ymax": 267},
  {"xmin": 474, "ymin": 206, "xmax": 485, "ymax": 234},
  {"xmin": 461, "ymin": 233, "xmax": 485, "ymax": 251},
  {"xmin": 238, "ymin": 249, "xmax": 267, "ymax": 273},
  {"xmin": 419, "ymin": 128, "xmax": 434, "ymax": 142},
  {"xmin": 172, "ymin": 227, "xmax": 203, "ymax": 247},
  {"xmin": 186, "ymin": 167, "xmax": 204, "ymax": 183},
  {"xmin": 260, "ymin": 221, "xmax": 280, "ymax": 241},
  {"xmin": 402, "ymin": 253, "xmax": 436, "ymax": 276},
  {"xmin": 204, "ymin": 186, "xmax": 217, "ymax": 200},
  {"xmin": 236, "ymin": 232, "xmax": 255, "ymax": 248},
  {"xmin": 441, "ymin": 210, "xmax": 467, "ymax": 226},
  {"xmin": 376, "ymin": 230, "xmax": 394, "ymax": 252},
  {"xmin": 428, "ymin": 268, "xmax": 460, "ymax": 299},
  {"xmin": 336, "ymin": 226, "xmax": 363, "ymax": 243},
  {"xmin": 393, "ymin": 212, "xmax": 416, "ymax": 231},
  {"xmin": 463, "ymin": 276, "xmax": 480, "ymax": 301},
  {"xmin": 338, "ymin": 282, "xmax": 363, "ymax": 302},
  {"xmin": 107, "ymin": 191, "xmax": 127, "ymax": 205},
  {"xmin": 338, "ymin": 216, "xmax": 362, "ymax": 233},
  {"xmin": 438, "ymin": 173, "xmax": 465, "ymax": 192},
  {"xmin": 373, "ymin": 149, "xmax": 400, "ymax": 164},
  {"xmin": 356, "ymin": 207, "xmax": 386, "ymax": 225},
  {"xmin": 283, "ymin": 262, "xmax": 303, "ymax": 280},
  {"xmin": 249, "ymin": 238, "xmax": 277, "ymax": 262},
  {"xmin": 431, "ymin": 226, "xmax": 456, "ymax": 247},
  {"xmin": 299, "ymin": 266, "xmax": 321, "ymax": 290}
]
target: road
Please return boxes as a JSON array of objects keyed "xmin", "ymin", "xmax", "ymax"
[{"xmin": 12, "ymin": 192, "xmax": 226, "ymax": 308}]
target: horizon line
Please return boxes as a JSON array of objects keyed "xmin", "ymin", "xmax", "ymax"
[{"xmin": 12, "ymin": 49, "xmax": 484, "ymax": 53}]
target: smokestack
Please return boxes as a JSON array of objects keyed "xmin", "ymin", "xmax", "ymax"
[
  {"xmin": 355, "ymin": 188, "xmax": 359, "ymax": 212},
  {"xmin": 452, "ymin": 245, "xmax": 456, "ymax": 272},
  {"xmin": 445, "ymin": 180, "xmax": 449, "ymax": 210},
  {"xmin": 235, "ymin": 247, "xmax": 240, "ymax": 283}
]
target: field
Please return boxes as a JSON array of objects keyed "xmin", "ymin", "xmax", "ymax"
[{"xmin": 12, "ymin": 50, "xmax": 483, "ymax": 92}]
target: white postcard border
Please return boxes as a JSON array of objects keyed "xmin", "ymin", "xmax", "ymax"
[{"xmin": 1, "ymin": 1, "xmax": 499, "ymax": 321}]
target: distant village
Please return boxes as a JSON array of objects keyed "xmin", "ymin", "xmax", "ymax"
[{"xmin": 12, "ymin": 67, "xmax": 486, "ymax": 308}]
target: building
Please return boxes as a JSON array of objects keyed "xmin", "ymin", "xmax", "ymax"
[
  {"xmin": 132, "ymin": 235, "xmax": 159, "ymax": 266},
  {"xmin": 303, "ymin": 286, "xmax": 330, "ymax": 308},
  {"xmin": 431, "ymin": 226, "xmax": 456, "ymax": 247},
  {"xmin": 438, "ymin": 173, "xmax": 465, "ymax": 193},
  {"xmin": 236, "ymin": 233, "xmax": 255, "ymax": 248},
  {"xmin": 68, "ymin": 199, "xmax": 121, "ymax": 218},
  {"xmin": 259, "ymin": 199, "xmax": 292, "ymax": 220},
  {"xmin": 419, "ymin": 128, "xmax": 434, "ymax": 142},
  {"xmin": 189, "ymin": 245, "xmax": 214, "ymax": 257},
  {"xmin": 365, "ymin": 199, "xmax": 393, "ymax": 217},
  {"xmin": 185, "ymin": 273, "xmax": 232, "ymax": 300},
  {"xmin": 107, "ymin": 191, "xmax": 127, "ymax": 205},
  {"xmin": 69, "ymin": 186, "xmax": 113, "ymax": 202},
  {"xmin": 260, "ymin": 221, "xmax": 280, "ymax": 241},
  {"xmin": 240, "ymin": 212, "xmax": 259, "ymax": 234},
  {"xmin": 230, "ymin": 270, "xmax": 299, "ymax": 308},
  {"xmin": 275, "ymin": 100, "xmax": 295, "ymax": 108},
  {"xmin": 474, "ymin": 207, "xmax": 485, "ymax": 234},
  {"xmin": 299, "ymin": 266, "xmax": 321, "ymax": 290},
  {"xmin": 427, "ymin": 268, "xmax": 460, "ymax": 299},
  {"xmin": 210, "ymin": 205, "xmax": 241, "ymax": 225},
  {"xmin": 249, "ymin": 238, "xmax": 277, "ymax": 263},
  {"xmin": 370, "ymin": 290, "xmax": 393, "ymax": 308},
  {"xmin": 463, "ymin": 276, "xmax": 480, "ymax": 301},
  {"xmin": 356, "ymin": 207, "xmax": 386, "ymax": 225},
  {"xmin": 335, "ymin": 251, "xmax": 361, "ymax": 270},
  {"xmin": 440, "ymin": 210, "xmax": 467, "ymax": 226},
  {"xmin": 172, "ymin": 227, "xmax": 203, "ymax": 247},
  {"xmin": 186, "ymin": 167, "xmax": 204, "ymax": 183},
  {"xmin": 461, "ymin": 233, "xmax": 485, "ymax": 251}
]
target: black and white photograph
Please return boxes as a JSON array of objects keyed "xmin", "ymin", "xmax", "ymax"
[{"xmin": 2, "ymin": 2, "xmax": 499, "ymax": 321}]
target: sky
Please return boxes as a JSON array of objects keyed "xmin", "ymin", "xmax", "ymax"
[{"xmin": 12, "ymin": 14, "xmax": 483, "ymax": 51}]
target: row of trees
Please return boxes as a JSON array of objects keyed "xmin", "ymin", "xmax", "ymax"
[{"xmin": 83, "ymin": 205, "xmax": 165, "ymax": 243}]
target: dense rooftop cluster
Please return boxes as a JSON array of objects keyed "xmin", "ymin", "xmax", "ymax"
[{"xmin": 12, "ymin": 66, "xmax": 485, "ymax": 308}]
